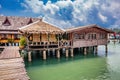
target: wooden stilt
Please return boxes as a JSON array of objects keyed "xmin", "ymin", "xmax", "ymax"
[
  {"xmin": 21, "ymin": 50, "xmax": 24, "ymax": 59},
  {"xmin": 70, "ymin": 48, "xmax": 74, "ymax": 57},
  {"xmin": 92, "ymin": 46, "xmax": 94, "ymax": 53},
  {"xmin": 43, "ymin": 50, "xmax": 46, "ymax": 60},
  {"xmin": 84, "ymin": 47, "xmax": 87, "ymax": 55},
  {"xmin": 95, "ymin": 46, "xmax": 98, "ymax": 54},
  {"xmin": 87, "ymin": 47, "xmax": 89, "ymax": 53},
  {"xmin": 105, "ymin": 45, "xmax": 108, "ymax": 53},
  {"xmin": 28, "ymin": 51, "xmax": 32, "ymax": 62},
  {"xmin": 57, "ymin": 49, "xmax": 60, "ymax": 58},
  {"xmin": 65, "ymin": 48, "xmax": 69, "ymax": 57}
]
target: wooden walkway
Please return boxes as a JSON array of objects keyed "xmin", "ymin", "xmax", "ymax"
[{"xmin": 0, "ymin": 46, "xmax": 30, "ymax": 80}]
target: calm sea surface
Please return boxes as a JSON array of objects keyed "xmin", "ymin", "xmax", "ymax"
[{"xmin": 25, "ymin": 42, "xmax": 120, "ymax": 80}]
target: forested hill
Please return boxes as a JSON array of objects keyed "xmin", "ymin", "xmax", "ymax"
[{"xmin": 111, "ymin": 28, "xmax": 120, "ymax": 33}]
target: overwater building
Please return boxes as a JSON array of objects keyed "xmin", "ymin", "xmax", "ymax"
[
  {"xmin": 0, "ymin": 16, "xmax": 113, "ymax": 61},
  {"xmin": 0, "ymin": 16, "xmax": 40, "ymax": 46}
]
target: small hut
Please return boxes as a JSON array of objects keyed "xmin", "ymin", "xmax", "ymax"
[{"xmin": 19, "ymin": 20, "xmax": 64, "ymax": 50}]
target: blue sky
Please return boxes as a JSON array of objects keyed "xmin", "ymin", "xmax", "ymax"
[{"xmin": 0, "ymin": 0, "xmax": 120, "ymax": 29}]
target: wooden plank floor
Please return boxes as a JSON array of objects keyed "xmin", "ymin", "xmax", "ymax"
[{"xmin": 0, "ymin": 46, "xmax": 30, "ymax": 80}]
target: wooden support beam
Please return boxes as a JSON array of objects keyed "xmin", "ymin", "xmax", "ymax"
[
  {"xmin": 70, "ymin": 48, "xmax": 74, "ymax": 57},
  {"xmin": 43, "ymin": 50, "xmax": 46, "ymax": 60},
  {"xmin": 84, "ymin": 47, "xmax": 87, "ymax": 55},
  {"xmin": 65, "ymin": 48, "xmax": 69, "ymax": 57},
  {"xmin": 95, "ymin": 46, "xmax": 98, "ymax": 54},
  {"xmin": 28, "ymin": 51, "xmax": 32, "ymax": 62},
  {"xmin": 56, "ymin": 49, "xmax": 60, "ymax": 58},
  {"xmin": 105, "ymin": 45, "xmax": 108, "ymax": 53}
]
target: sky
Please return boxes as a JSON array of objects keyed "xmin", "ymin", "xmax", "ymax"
[{"xmin": 0, "ymin": 0, "xmax": 120, "ymax": 29}]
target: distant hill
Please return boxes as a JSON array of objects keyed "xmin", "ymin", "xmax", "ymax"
[{"xmin": 111, "ymin": 28, "xmax": 120, "ymax": 33}]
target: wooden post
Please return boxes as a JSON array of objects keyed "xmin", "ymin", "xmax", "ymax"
[
  {"xmin": 84, "ymin": 47, "xmax": 87, "ymax": 55},
  {"xmin": 88, "ymin": 46, "xmax": 91, "ymax": 53},
  {"xmin": 57, "ymin": 49, "xmax": 60, "ymax": 58},
  {"xmin": 21, "ymin": 50, "xmax": 24, "ymax": 59},
  {"xmin": 28, "ymin": 51, "xmax": 32, "ymax": 62},
  {"xmin": 95, "ymin": 46, "xmax": 98, "ymax": 54},
  {"xmin": 92, "ymin": 46, "xmax": 94, "ymax": 53},
  {"xmin": 65, "ymin": 48, "xmax": 69, "ymax": 57},
  {"xmin": 105, "ymin": 45, "xmax": 108, "ymax": 53},
  {"xmin": 70, "ymin": 48, "xmax": 74, "ymax": 57},
  {"xmin": 43, "ymin": 50, "xmax": 46, "ymax": 60}
]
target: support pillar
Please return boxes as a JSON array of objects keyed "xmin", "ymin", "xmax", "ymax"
[
  {"xmin": 105, "ymin": 45, "xmax": 108, "ymax": 53},
  {"xmin": 65, "ymin": 48, "xmax": 69, "ymax": 57},
  {"xmin": 21, "ymin": 50, "xmax": 24, "ymax": 59},
  {"xmin": 56, "ymin": 49, "xmax": 60, "ymax": 58},
  {"xmin": 43, "ymin": 50, "xmax": 46, "ymax": 60},
  {"xmin": 88, "ymin": 47, "xmax": 91, "ymax": 53},
  {"xmin": 70, "ymin": 48, "xmax": 74, "ymax": 57},
  {"xmin": 95, "ymin": 46, "xmax": 98, "ymax": 54},
  {"xmin": 84, "ymin": 47, "xmax": 87, "ymax": 55},
  {"xmin": 28, "ymin": 51, "xmax": 32, "ymax": 62}
]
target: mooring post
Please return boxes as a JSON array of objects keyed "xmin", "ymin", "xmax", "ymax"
[
  {"xmin": 70, "ymin": 48, "xmax": 74, "ymax": 57},
  {"xmin": 43, "ymin": 50, "xmax": 46, "ymax": 60},
  {"xmin": 65, "ymin": 48, "xmax": 69, "ymax": 57},
  {"xmin": 28, "ymin": 51, "xmax": 32, "ymax": 62},
  {"xmin": 57, "ymin": 49, "xmax": 60, "ymax": 58},
  {"xmin": 84, "ymin": 47, "xmax": 87, "ymax": 55}
]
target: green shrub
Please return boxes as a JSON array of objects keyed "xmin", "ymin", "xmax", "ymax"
[{"xmin": 19, "ymin": 36, "xmax": 27, "ymax": 47}]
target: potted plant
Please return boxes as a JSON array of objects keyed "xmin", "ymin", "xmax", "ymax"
[{"xmin": 19, "ymin": 36, "xmax": 26, "ymax": 49}]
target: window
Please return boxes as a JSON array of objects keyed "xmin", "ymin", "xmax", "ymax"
[
  {"xmin": 79, "ymin": 34, "xmax": 84, "ymax": 39},
  {"xmin": 1, "ymin": 34, "xmax": 7, "ymax": 39},
  {"xmin": 93, "ymin": 34, "xmax": 96, "ymax": 39},
  {"xmin": 74, "ymin": 33, "xmax": 79, "ymax": 39},
  {"xmin": 88, "ymin": 33, "xmax": 96, "ymax": 39},
  {"xmin": 99, "ymin": 33, "xmax": 106, "ymax": 39},
  {"xmin": 74, "ymin": 33, "xmax": 85, "ymax": 39},
  {"xmin": 88, "ymin": 34, "xmax": 91, "ymax": 39},
  {"xmin": 14, "ymin": 34, "xmax": 20, "ymax": 39}
]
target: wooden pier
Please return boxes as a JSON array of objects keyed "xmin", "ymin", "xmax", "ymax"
[{"xmin": 0, "ymin": 46, "xmax": 30, "ymax": 80}]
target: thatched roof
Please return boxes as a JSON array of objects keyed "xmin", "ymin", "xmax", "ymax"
[
  {"xmin": 0, "ymin": 16, "xmax": 40, "ymax": 30},
  {"xmin": 19, "ymin": 20, "xmax": 64, "ymax": 34},
  {"xmin": 66, "ymin": 24, "xmax": 114, "ymax": 33}
]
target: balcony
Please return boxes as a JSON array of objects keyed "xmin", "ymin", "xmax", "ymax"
[{"xmin": 28, "ymin": 40, "xmax": 72, "ymax": 50}]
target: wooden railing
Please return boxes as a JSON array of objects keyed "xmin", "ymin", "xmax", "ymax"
[
  {"xmin": 28, "ymin": 40, "xmax": 72, "ymax": 49},
  {"xmin": 59, "ymin": 40, "xmax": 72, "ymax": 47}
]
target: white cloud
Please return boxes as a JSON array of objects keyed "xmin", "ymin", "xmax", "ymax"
[
  {"xmin": 22, "ymin": 0, "xmax": 120, "ymax": 28},
  {"xmin": 21, "ymin": 3, "xmax": 29, "ymax": 9},
  {"xmin": 100, "ymin": 0, "xmax": 120, "ymax": 19},
  {"xmin": 24, "ymin": 0, "xmax": 44, "ymax": 13},
  {"xmin": 98, "ymin": 12, "xmax": 107, "ymax": 22}
]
